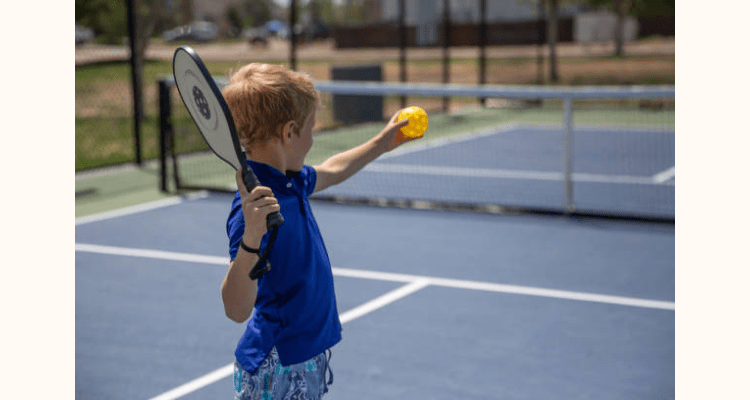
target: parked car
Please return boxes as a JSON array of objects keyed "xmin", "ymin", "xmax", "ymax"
[
  {"xmin": 265, "ymin": 20, "xmax": 289, "ymax": 39},
  {"xmin": 242, "ymin": 27, "xmax": 270, "ymax": 46},
  {"xmin": 75, "ymin": 23, "xmax": 94, "ymax": 45},
  {"xmin": 303, "ymin": 19, "xmax": 330, "ymax": 41},
  {"xmin": 163, "ymin": 21, "xmax": 218, "ymax": 43}
]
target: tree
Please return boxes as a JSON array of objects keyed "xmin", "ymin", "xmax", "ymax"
[
  {"xmin": 613, "ymin": 0, "xmax": 632, "ymax": 56},
  {"xmin": 579, "ymin": 0, "xmax": 675, "ymax": 56},
  {"xmin": 310, "ymin": 0, "xmax": 339, "ymax": 26},
  {"xmin": 581, "ymin": 0, "xmax": 632, "ymax": 56},
  {"xmin": 546, "ymin": 0, "xmax": 560, "ymax": 83},
  {"xmin": 242, "ymin": 0, "xmax": 274, "ymax": 28},
  {"xmin": 127, "ymin": 0, "xmax": 171, "ymax": 164},
  {"xmin": 75, "ymin": 0, "xmax": 128, "ymax": 44},
  {"xmin": 521, "ymin": 0, "xmax": 561, "ymax": 84},
  {"xmin": 75, "ymin": 0, "xmax": 172, "ymax": 47},
  {"xmin": 225, "ymin": 5, "xmax": 245, "ymax": 37}
]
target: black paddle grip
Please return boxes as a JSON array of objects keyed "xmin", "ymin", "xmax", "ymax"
[{"xmin": 242, "ymin": 166, "xmax": 285, "ymax": 230}]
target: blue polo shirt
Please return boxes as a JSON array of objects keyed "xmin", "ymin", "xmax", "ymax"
[{"xmin": 226, "ymin": 160, "xmax": 342, "ymax": 373}]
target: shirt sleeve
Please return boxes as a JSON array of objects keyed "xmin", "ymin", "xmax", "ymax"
[
  {"xmin": 304, "ymin": 165, "xmax": 317, "ymax": 196},
  {"xmin": 226, "ymin": 192, "xmax": 245, "ymax": 261}
]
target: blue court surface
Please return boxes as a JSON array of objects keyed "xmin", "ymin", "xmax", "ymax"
[
  {"xmin": 315, "ymin": 124, "xmax": 674, "ymax": 220},
  {"xmin": 75, "ymin": 193, "xmax": 674, "ymax": 400}
]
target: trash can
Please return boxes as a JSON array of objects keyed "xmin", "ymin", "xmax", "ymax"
[{"xmin": 331, "ymin": 65, "xmax": 383, "ymax": 124}]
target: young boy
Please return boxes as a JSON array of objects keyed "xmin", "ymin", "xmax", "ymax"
[{"xmin": 220, "ymin": 63, "xmax": 416, "ymax": 400}]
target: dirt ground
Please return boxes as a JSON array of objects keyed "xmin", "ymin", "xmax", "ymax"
[
  {"xmin": 75, "ymin": 37, "xmax": 674, "ymax": 128},
  {"xmin": 75, "ymin": 37, "xmax": 674, "ymax": 67}
]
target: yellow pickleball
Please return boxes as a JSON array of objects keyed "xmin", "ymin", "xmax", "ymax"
[{"xmin": 397, "ymin": 106, "xmax": 429, "ymax": 138}]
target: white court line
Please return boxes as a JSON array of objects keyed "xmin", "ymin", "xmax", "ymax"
[
  {"xmin": 364, "ymin": 164, "xmax": 672, "ymax": 186},
  {"xmin": 379, "ymin": 122, "xmax": 674, "ymax": 161},
  {"xmin": 148, "ymin": 364, "xmax": 234, "ymax": 400},
  {"xmin": 75, "ymin": 243, "xmax": 673, "ymax": 400},
  {"xmin": 75, "ymin": 243, "xmax": 674, "ymax": 311},
  {"xmin": 75, "ymin": 243, "xmax": 229, "ymax": 265},
  {"xmin": 365, "ymin": 163, "xmax": 561, "ymax": 181},
  {"xmin": 339, "ymin": 279, "xmax": 430, "ymax": 323},
  {"xmin": 75, "ymin": 191, "xmax": 209, "ymax": 226},
  {"xmin": 652, "ymin": 166, "xmax": 675, "ymax": 183},
  {"xmin": 75, "ymin": 198, "xmax": 184, "ymax": 226},
  {"xmin": 332, "ymin": 267, "xmax": 674, "ymax": 311},
  {"xmin": 379, "ymin": 123, "xmax": 524, "ymax": 160},
  {"xmin": 147, "ymin": 280, "xmax": 429, "ymax": 400}
]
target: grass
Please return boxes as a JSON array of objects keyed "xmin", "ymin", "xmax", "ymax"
[{"xmin": 75, "ymin": 50, "xmax": 675, "ymax": 173}]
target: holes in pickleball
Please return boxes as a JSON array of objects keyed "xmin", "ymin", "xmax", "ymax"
[{"xmin": 192, "ymin": 85, "xmax": 211, "ymax": 120}]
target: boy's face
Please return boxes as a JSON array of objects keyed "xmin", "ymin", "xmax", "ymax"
[{"xmin": 286, "ymin": 107, "xmax": 317, "ymax": 171}]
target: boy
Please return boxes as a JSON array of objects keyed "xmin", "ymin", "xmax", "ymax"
[{"xmin": 220, "ymin": 63, "xmax": 417, "ymax": 400}]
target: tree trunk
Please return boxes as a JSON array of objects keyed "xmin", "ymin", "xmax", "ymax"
[
  {"xmin": 547, "ymin": 0, "xmax": 559, "ymax": 84},
  {"xmin": 128, "ymin": 0, "xmax": 162, "ymax": 164},
  {"xmin": 614, "ymin": 0, "xmax": 632, "ymax": 56}
]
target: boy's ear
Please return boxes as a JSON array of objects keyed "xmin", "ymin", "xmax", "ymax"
[{"xmin": 281, "ymin": 120, "xmax": 296, "ymax": 144}]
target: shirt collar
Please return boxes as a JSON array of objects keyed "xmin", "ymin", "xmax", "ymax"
[{"xmin": 246, "ymin": 159, "xmax": 306, "ymax": 195}]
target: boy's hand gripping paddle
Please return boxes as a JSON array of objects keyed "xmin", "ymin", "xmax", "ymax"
[{"xmin": 173, "ymin": 46, "xmax": 283, "ymax": 279}]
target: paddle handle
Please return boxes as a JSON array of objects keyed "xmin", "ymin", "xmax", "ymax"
[{"xmin": 242, "ymin": 166, "xmax": 285, "ymax": 230}]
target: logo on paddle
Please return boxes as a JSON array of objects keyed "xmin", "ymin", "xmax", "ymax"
[{"xmin": 192, "ymin": 85, "xmax": 210, "ymax": 120}]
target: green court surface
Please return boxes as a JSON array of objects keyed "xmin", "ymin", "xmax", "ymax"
[{"xmin": 75, "ymin": 163, "xmax": 178, "ymax": 218}]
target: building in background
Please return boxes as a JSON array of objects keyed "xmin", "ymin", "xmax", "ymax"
[
  {"xmin": 377, "ymin": 0, "xmax": 585, "ymax": 46},
  {"xmin": 170, "ymin": 0, "xmax": 643, "ymax": 46}
]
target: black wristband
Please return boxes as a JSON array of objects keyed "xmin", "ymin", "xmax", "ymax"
[{"xmin": 240, "ymin": 239, "xmax": 260, "ymax": 254}]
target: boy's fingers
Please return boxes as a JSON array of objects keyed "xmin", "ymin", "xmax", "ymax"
[
  {"xmin": 389, "ymin": 110, "xmax": 401, "ymax": 123},
  {"xmin": 249, "ymin": 186, "xmax": 275, "ymax": 202},
  {"xmin": 259, "ymin": 203, "xmax": 281, "ymax": 215},
  {"xmin": 252, "ymin": 195, "xmax": 279, "ymax": 208}
]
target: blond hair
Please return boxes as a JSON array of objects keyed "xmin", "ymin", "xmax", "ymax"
[{"xmin": 222, "ymin": 63, "xmax": 319, "ymax": 150}]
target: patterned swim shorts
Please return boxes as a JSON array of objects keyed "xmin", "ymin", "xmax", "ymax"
[{"xmin": 233, "ymin": 347, "xmax": 333, "ymax": 400}]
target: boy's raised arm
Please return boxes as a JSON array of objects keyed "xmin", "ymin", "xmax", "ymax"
[
  {"xmin": 313, "ymin": 110, "xmax": 414, "ymax": 193},
  {"xmin": 221, "ymin": 171, "xmax": 280, "ymax": 323}
]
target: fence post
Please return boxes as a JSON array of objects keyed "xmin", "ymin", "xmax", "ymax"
[
  {"xmin": 563, "ymin": 96, "xmax": 574, "ymax": 213},
  {"xmin": 126, "ymin": 0, "xmax": 143, "ymax": 165},
  {"xmin": 158, "ymin": 79, "xmax": 172, "ymax": 193}
]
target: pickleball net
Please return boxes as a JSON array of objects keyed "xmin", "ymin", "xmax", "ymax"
[{"xmin": 158, "ymin": 78, "xmax": 674, "ymax": 221}]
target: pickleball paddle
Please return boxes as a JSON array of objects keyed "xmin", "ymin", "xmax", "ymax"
[
  {"xmin": 172, "ymin": 46, "xmax": 284, "ymax": 230},
  {"xmin": 173, "ymin": 46, "xmax": 282, "ymax": 279}
]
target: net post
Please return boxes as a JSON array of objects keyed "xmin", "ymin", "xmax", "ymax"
[
  {"xmin": 158, "ymin": 78, "xmax": 172, "ymax": 193},
  {"xmin": 563, "ymin": 96, "xmax": 574, "ymax": 214}
]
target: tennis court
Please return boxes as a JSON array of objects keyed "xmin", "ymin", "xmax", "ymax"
[
  {"xmin": 317, "ymin": 123, "xmax": 674, "ymax": 219},
  {"xmin": 160, "ymin": 80, "xmax": 674, "ymax": 221},
  {"xmin": 75, "ymin": 190, "xmax": 674, "ymax": 400},
  {"xmin": 76, "ymin": 76, "xmax": 675, "ymax": 399}
]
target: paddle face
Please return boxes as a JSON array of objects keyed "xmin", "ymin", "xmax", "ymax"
[
  {"xmin": 173, "ymin": 46, "xmax": 245, "ymax": 172},
  {"xmin": 172, "ymin": 46, "xmax": 284, "ymax": 230}
]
